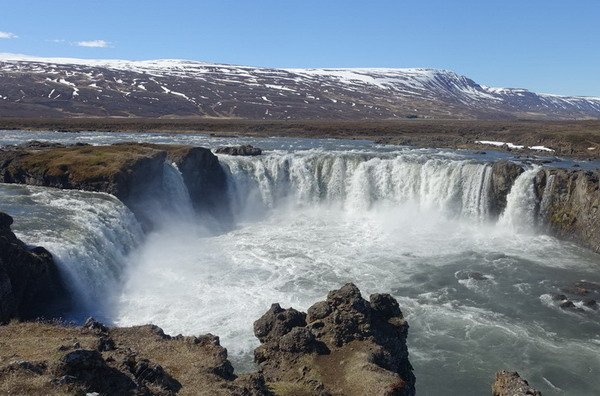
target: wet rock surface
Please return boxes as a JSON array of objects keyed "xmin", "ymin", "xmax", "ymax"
[
  {"xmin": 489, "ymin": 160, "xmax": 525, "ymax": 217},
  {"xmin": 0, "ymin": 211, "xmax": 69, "ymax": 323},
  {"xmin": 215, "ymin": 145, "xmax": 262, "ymax": 156},
  {"xmin": 0, "ymin": 142, "xmax": 230, "ymax": 228},
  {"xmin": 492, "ymin": 371, "xmax": 542, "ymax": 396},
  {"xmin": 535, "ymin": 168, "xmax": 600, "ymax": 253}
]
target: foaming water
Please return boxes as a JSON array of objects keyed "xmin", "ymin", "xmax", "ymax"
[
  {"xmin": 1, "ymin": 132, "xmax": 599, "ymax": 395},
  {"xmin": 499, "ymin": 167, "xmax": 541, "ymax": 232},
  {"xmin": 0, "ymin": 184, "xmax": 142, "ymax": 317},
  {"xmin": 114, "ymin": 202, "xmax": 600, "ymax": 394},
  {"xmin": 221, "ymin": 151, "xmax": 493, "ymax": 221}
]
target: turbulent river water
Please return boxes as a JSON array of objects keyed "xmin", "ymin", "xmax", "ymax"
[{"xmin": 1, "ymin": 130, "xmax": 600, "ymax": 395}]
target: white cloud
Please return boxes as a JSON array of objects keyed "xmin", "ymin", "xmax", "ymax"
[
  {"xmin": 75, "ymin": 39, "xmax": 111, "ymax": 48},
  {"xmin": 0, "ymin": 31, "xmax": 18, "ymax": 39}
]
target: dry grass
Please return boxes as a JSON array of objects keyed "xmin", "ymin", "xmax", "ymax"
[
  {"xmin": 16, "ymin": 144, "xmax": 164, "ymax": 183},
  {"xmin": 0, "ymin": 321, "xmax": 97, "ymax": 365},
  {"xmin": 0, "ymin": 321, "xmax": 96, "ymax": 395}
]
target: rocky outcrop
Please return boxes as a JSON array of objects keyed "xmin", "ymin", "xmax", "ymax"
[
  {"xmin": 492, "ymin": 371, "xmax": 541, "ymax": 396},
  {"xmin": 0, "ymin": 142, "xmax": 230, "ymax": 227},
  {"xmin": 0, "ymin": 143, "xmax": 166, "ymax": 205},
  {"xmin": 158, "ymin": 144, "xmax": 231, "ymax": 219},
  {"xmin": 254, "ymin": 283, "xmax": 415, "ymax": 396},
  {"xmin": 534, "ymin": 168, "xmax": 600, "ymax": 253},
  {"xmin": 216, "ymin": 145, "xmax": 262, "ymax": 156},
  {"xmin": 489, "ymin": 160, "xmax": 525, "ymax": 217},
  {"xmin": 0, "ymin": 212, "xmax": 69, "ymax": 323}
]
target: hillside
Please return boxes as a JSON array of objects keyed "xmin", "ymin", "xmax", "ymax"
[{"xmin": 1, "ymin": 54, "xmax": 599, "ymax": 120}]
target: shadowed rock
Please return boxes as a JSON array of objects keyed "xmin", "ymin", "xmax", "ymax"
[
  {"xmin": 489, "ymin": 161, "xmax": 525, "ymax": 217},
  {"xmin": 0, "ymin": 212, "xmax": 69, "ymax": 323}
]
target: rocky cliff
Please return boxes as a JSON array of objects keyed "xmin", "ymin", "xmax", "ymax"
[
  {"xmin": 489, "ymin": 161, "xmax": 526, "ymax": 218},
  {"xmin": 0, "ymin": 142, "xmax": 230, "ymax": 228},
  {"xmin": 535, "ymin": 168, "xmax": 600, "ymax": 253},
  {"xmin": 489, "ymin": 161, "xmax": 600, "ymax": 253},
  {"xmin": 0, "ymin": 212, "xmax": 69, "ymax": 324}
]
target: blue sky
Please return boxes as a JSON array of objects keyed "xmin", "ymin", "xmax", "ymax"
[{"xmin": 1, "ymin": 0, "xmax": 599, "ymax": 96}]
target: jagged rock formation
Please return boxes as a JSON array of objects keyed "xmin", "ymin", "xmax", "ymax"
[
  {"xmin": 1, "ymin": 55, "xmax": 600, "ymax": 120},
  {"xmin": 216, "ymin": 145, "xmax": 263, "ymax": 156},
  {"xmin": 492, "ymin": 371, "xmax": 541, "ymax": 396},
  {"xmin": 254, "ymin": 283, "xmax": 415, "ymax": 396},
  {"xmin": 0, "ymin": 212, "xmax": 68, "ymax": 323},
  {"xmin": 535, "ymin": 168, "xmax": 600, "ymax": 253}
]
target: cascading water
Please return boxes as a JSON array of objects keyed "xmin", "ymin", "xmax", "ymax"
[
  {"xmin": 499, "ymin": 167, "xmax": 541, "ymax": 232},
  {"xmin": 1, "ymin": 131, "xmax": 599, "ymax": 396},
  {"xmin": 221, "ymin": 151, "xmax": 494, "ymax": 221},
  {"xmin": 0, "ymin": 183, "xmax": 143, "ymax": 317},
  {"xmin": 160, "ymin": 162, "xmax": 196, "ymax": 222}
]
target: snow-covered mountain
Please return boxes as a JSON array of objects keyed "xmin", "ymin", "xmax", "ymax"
[{"xmin": 1, "ymin": 54, "xmax": 599, "ymax": 119}]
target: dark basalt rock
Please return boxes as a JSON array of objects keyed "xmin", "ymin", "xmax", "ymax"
[
  {"xmin": 492, "ymin": 371, "xmax": 542, "ymax": 396},
  {"xmin": 0, "ymin": 212, "xmax": 69, "ymax": 324},
  {"xmin": 253, "ymin": 303, "xmax": 307, "ymax": 344},
  {"xmin": 0, "ymin": 142, "xmax": 231, "ymax": 229},
  {"xmin": 215, "ymin": 144, "xmax": 262, "ymax": 156},
  {"xmin": 559, "ymin": 300, "xmax": 576, "ymax": 310},
  {"xmin": 489, "ymin": 161, "xmax": 525, "ymax": 218},
  {"xmin": 583, "ymin": 299, "xmax": 598, "ymax": 309},
  {"xmin": 56, "ymin": 349, "xmax": 137, "ymax": 395},
  {"xmin": 254, "ymin": 283, "xmax": 415, "ymax": 396},
  {"xmin": 535, "ymin": 168, "xmax": 600, "ymax": 253}
]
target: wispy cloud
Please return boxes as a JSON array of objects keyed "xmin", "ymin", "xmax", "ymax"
[
  {"xmin": 75, "ymin": 39, "xmax": 111, "ymax": 48},
  {"xmin": 0, "ymin": 31, "xmax": 18, "ymax": 39}
]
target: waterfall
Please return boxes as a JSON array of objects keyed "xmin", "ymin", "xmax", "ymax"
[
  {"xmin": 0, "ymin": 184, "xmax": 143, "ymax": 318},
  {"xmin": 161, "ymin": 162, "xmax": 195, "ymax": 221},
  {"xmin": 220, "ymin": 151, "xmax": 494, "ymax": 221},
  {"xmin": 498, "ymin": 167, "xmax": 540, "ymax": 231}
]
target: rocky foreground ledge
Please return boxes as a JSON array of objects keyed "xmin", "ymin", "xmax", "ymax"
[{"xmin": 0, "ymin": 283, "xmax": 415, "ymax": 395}]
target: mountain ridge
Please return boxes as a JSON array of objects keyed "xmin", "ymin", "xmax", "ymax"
[{"xmin": 1, "ymin": 53, "xmax": 599, "ymax": 120}]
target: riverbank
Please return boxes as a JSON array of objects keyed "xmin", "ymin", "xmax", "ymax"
[{"xmin": 1, "ymin": 118, "xmax": 599, "ymax": 160}]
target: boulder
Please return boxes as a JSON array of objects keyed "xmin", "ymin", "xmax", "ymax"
[
  {"xmin": 492, "ymin": 371, "xmax": 541, "ymax": 396},
  {"xmin": 215, "ymin": 145, "xmax": 262, "ymax": 156}
]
